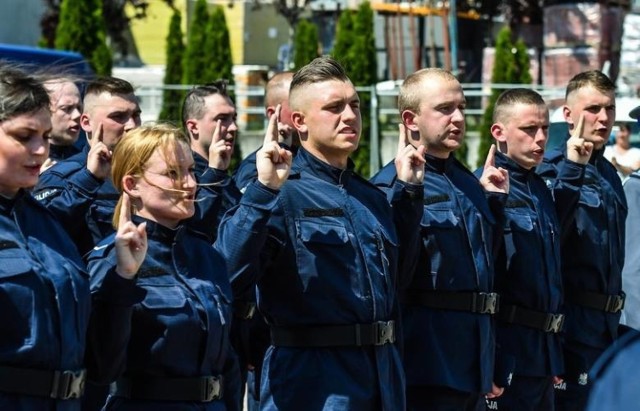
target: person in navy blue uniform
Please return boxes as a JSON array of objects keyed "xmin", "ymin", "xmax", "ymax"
[
  {"xmin": 537, "ymin": 70, "xmax": 628, "ymax": 411},
  {"xmin": 33, "ymin": 76, "xmax": 142, "ymax": 257},
  {"xmin": 622, "ymin": 169, "xmax": 640, "ymax": 330},
  {"xmin": 182, "ymin": 80, "xmax": 242, "ymax": 239},
  {"xmin": 217, "ymin": 56, "xmax": 426, "ymax": 411},
  {"xmin": 234, "ymin": 71, "xmax": 298, "ymax": 193},
  {"xmin": 584, "ymin": 328, "xmax": 640, "ymax": 411},
  {"xmin": 371, "ymin": 68, "xmax": 510, "ymax": 411},
  {"xmin": 85, "ymin": 124, "xmax": 241, "ymax": 411},
  {"xmin": 40, "ymin": 77, "xmax": 83, "ymax": 172},
  {"xmin": 232, "ymin": 71, "xmax": 297, "ymax": 411},
  {"xmin": 0, "ymin": 63, "xmax": 90, "ymax": 410},
  {"xmin": 480, "ymin": 89, "xmax": 592, "ymax": 410}
]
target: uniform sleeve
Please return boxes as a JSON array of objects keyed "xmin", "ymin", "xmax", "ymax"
[
  {"xmin": 622, "ymin": 177, "xmax": 640, "ymax": 329},
  {"xmin": 222, "ymin": 347, "xmax": 243, "ymax": 411},
  {"xmin": 33, "ymin": 167, "xmax": 103, "ymax": 234},
  {"xmin": 215, "ymin": 181, "xmax": 282, "ymax": 297},
  {"xmin": 386, "ymin": 180, "xmax": 424, "ymax": 289},
  {"xmin": 85, "ymin": 251, "xmax": 145, "ymax": 384},
  {"xmin": 185, "ymin": 167, "xmax": 240, "ymax": 242},
  {"xmin": 549, "ymin": 158, "xmax": 585, "ymax": 236}
]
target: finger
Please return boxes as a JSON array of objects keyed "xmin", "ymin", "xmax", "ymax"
[
  {"xmin": 212, "ymin": 120, "xmax": 222, "ymax": 143},
  {"xmin": 119, "ymin": 192, "xmax": 132, "ymax": 229},
  {"xmin": 485, "ymin": 144, "xmax": 496, "ymax": 168},
  {"xmin": 571, "ymin": 113, "xmax": 585, "ymax": 140},
  {"xmin": 264, "ymin": 105, "xmax": 280, "ymax": 145},
  {"xmin": 397, "ymin": 123, "xmax": 409, "ymax": 154},
  {"xmin": 95, "ymin": 123, "xmax": 104, "ymax": 143}
]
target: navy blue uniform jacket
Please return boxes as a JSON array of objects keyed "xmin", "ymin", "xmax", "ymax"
[
  {"xmin": 0, "ymin": 191, "xmax": 90, "ymax": 410},
  {"xmin": 538, "ymin": 147, "xmax": 627, "ymax": 353},
  {"xmin": 372, "ymin": 154, "xmax": 505, "ymax": 394},
  {"xmin": 217, "ymin": 148, "xmax": 424, "ymax": 411},
  {"xmin": 86, "ymin": 217, "xmax": 241, "ymax": 411}
]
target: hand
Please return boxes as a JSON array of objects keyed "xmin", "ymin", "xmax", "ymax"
[
  {"xmin": 86, "ymin": 123, "xmax": 112, "ymax": 180},
  {"xmin": 256, "ymin": 105, "xmax": 292, "ymax": 190},
  {"xmin": 479, "ymin": 144, "xmax": 509, "ymax": 194},
  {"xmin": 566, "ymin": 113, "xmax": 593, "ymax": 165},
  {"xmin": 486, "ymin": 382, "xmax": 505, "ymax": 399},
  {"xmin": 207, "ymin": 120, "xmax": 234, "ymax": 170},
  {"xmin": 394, "ymin": 123, "xmax": 426, "ymax": 184},
  {"xmin": 114, "ymin": 193, "xmax": 147, "ymax": 279}
]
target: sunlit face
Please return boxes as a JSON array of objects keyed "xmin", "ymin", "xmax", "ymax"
[
  {"xmin": 0, "ymin": 108, "xmax": 51, "ymax": 197},
  {"xmin": 564, "ymin": 85, "xmax": 615, "ymax": 150},
  {"xmin": 133, "ymin": 142, "xmax": 197, "ymax": 228},
  {"xmin": 47, "ymin": 81, "xmax": 82, "ymax": 146},
  {"xmin": 292, "ymin": 79, "xmax": 361, "ymax": 168},
  {"xmin": 187, "ymin": 94, "xmax": 237, "ymax": 158},
  {"xmin": 492, "ymin": 103, "xmax": 549, "ymax": 169},
  {"xmin": 81, "ymin": 92, "xmax": 141, "ymax": 150},
  {"xmin": 403, "ymin": 78, "xmax": 466, "ymax": 159}
]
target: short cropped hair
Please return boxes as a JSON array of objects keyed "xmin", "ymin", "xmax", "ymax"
[
  {"xmin": 181, "ymin": 80, "xmax": 231, "ymax": 128},
  {"xmin": 85, "ymin": 76, "xmax": 135, "ymax": 99},
  {"xmin": 0, "ymin": 62, "xmax": 51, "ymax": 121},
  {"xmin": 565, "ymin": 70, "xmax": 615, "ymax": 100},
  {"xmin": 398, "ymin": 68, "xmax": 458, "ymax": 114},
  {"xmin": 493, "ymin": 88, "xmax": 546, "ymax": 123}
]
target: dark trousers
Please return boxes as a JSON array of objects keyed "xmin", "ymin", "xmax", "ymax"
[
  {"xmin": 492, "ymin": 375, "xmax": 554, "ymax": 411},
  {"xmin": 555, "ymin": 343, "xmax": 603, "ymax": 411},
  {"xmin": 407, "ymin": 385, "xmax": 487, "ymax": 411},
  {"xmin": 554, "ymin": 378, "xmax": 590, "ymax": 411}
]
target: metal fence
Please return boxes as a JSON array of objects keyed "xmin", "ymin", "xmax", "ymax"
[{"xmin": 135, "ymin": 83, "xmax": 567, "ymax": 174}]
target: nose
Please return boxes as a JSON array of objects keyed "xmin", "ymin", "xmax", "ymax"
[
  {"xmin": 451, "ymin": 108, "xmax": 464, "ymax": 123},
  {"xmin": 124, "ymin": 116, "xmax": 138, "ymax": 131},
  {"xmin": 71, "ymin": 107, "xmax": 81, "ymax": 121},
  {"xmin": 343, "ymin": 104, "xmax": 358, "ymax": 121},
  {"xmin": 32, "ymin": 137, "xmax": 49, "ymax": 157},
  {"xmin": 184, "ymin": 171, "xmax": 197, "ymax": 189}
]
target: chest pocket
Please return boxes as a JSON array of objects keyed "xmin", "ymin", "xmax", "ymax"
[
  {"xmin": 0, "ymin": 245, "xmax": 38, "ymax": 349},
  {"xmin": 505, "ymin": 210, "xmax": 534, "ymax": 233},
  {"xmin": 575, "ymin": 185, "xmax": 603, "ymax": 240},
  {"xmin": 422, "ymin": 207, "xmax": 460, "ymax": 229},
  {"xmin": 140, "ymin": 284, "xmax": 188, "ymax": 310},
  {"xmin": 299, "ymin": 220, "xmax": 349, "ymax": 244}
]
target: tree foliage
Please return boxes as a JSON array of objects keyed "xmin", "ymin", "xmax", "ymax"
[
  {"xmin": 293, "ymin": 19, "xmax": 319, "ymax": 70},
  {"xmin": 55, "ymin": 0, "xmax": 112, "ymax": 75},
  {"xmin": 158, "ymin": 9, "xmax": 184, "ymax": 124},
  {"xmin": 477, "ymin": 25, "xmax": 531, "ymax": 166},
  {"xmin": 204, "ymin": 6, "xmax": 234, "ymax": 84},
  {"xmin": 182, "ymin": 0, "xmax": 209, "ymax": 85}
]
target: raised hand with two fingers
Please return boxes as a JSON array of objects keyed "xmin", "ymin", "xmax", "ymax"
[
  {"xmin": 207, "ymin": 120, "xmax": 234, "ymax": 170},
  {"xmin": 87, "ymin": 123, "xmax": 112, "ymax": 180},
  {"xmin": 566, "ymin": 113, "xmax": 593, "ymax": 165},
  {"xmin": 114, "ymin": 193, "xmax": 148, "ymax": 280},
  {"xmin": 479, "ymin": 145, "xmax": 509, "ymax": 194},
  {"xmin": 394, "ymin": 123, "xmax": 426, "ymax": 184},
  {"xmin": 256, "ymin": 105, "xmax": 292, "ymax": 190}
]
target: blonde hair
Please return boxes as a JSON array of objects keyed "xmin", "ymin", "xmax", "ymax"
[
  {"xmin": 398, "ymin": 68, "xmax": 459, "ymax": 114},
  {"xmin": 111, "ymin": 123, "xmax": 191, "ymax": 229}
]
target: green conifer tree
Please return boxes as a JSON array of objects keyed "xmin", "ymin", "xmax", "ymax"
[
  {"xmin": 331, "ymin": 10, "xmax": 355, "ymax": 69},
  {"xmin": 477, "ymin": 26, "xmax": 531, "ymax": 167},
  {"xmin": 159, "ymin": 9, "xmax": 185, "ymax": 124},
  {"xmin": 204, "ymin": 6, "xmax": 233, "ymax": 84},
  {"xmin": 293, "ymin": 19, "xmax": 319, "ymax": 70},
  {"xmin": 182, "ymin": 0, "xmax": 209, "ymax": 85},
  {"xmin": 55, "ymin": 0, "xmax": 112, "ymax": 75}
]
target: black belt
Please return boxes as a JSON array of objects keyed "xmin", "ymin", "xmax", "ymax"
[
  {"xmin": 233, "ymin": 300, "xmax": 257, "ymax": 320},
  {"xmin": 401, "ymin": 290, "xmax": 500, "ymax": 314},
  {"xmin": 0, "ymin": 365, "xmax": 85, "ymax": 400},
  {"xmin": 497, "ymin": 304, "xmax": 565, "ymax": 333},
  {"xmin": 270, "ymin": 321, "xmax": 395, "ymax": 347},
  {"xmin": 115, "ymin": 375, "xmax": 223, "ymax": 402},
  {"xmin": 565, "ymin": 290, "xmax": 625, "ymax": 313}
]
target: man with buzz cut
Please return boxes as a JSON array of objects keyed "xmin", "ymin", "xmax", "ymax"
[{"xmin": 217, "ymin": 56, "xmax": 426, "ymax": 411}]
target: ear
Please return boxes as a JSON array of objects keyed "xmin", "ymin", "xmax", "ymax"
[
  {"xmin": 563, "ymin": 106, "xmax": 573, "ymax": 127},
  {"xmin": 490, "ymin": 123, "xmax": 506, "ymax": 143},
  {"xmin": 401, "ymin": 110, "xmax": 419, "ymax": 132},
  {"xmin": 122, "ymin": 175, "xmax": 140, "ymax": 199},
  {"xmin": 292, "ymin": 111, "xmax": 307, "ymax": 134},
  {"xmin": 185, "ymin": 119, "xmax": 198, "ymax": 139},
  {"xmin": 80, "ymin": 113, "xmax": 92, "ymax": 135}
]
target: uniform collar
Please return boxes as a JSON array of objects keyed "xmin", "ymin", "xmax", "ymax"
[
  {"xmin": 424, "ymin": 153, "xmax": 454, "ymax": 173},
  {"xmin": 0, "ymin": 190, "xmax": 23, "ymax": 214},
  {"xmin": 132, "ymin": 215, "xmax": 182, "ymax": 244},
  {"xmin": 494, "ymin": 151, "xmax": 535, "ymax": 177},
  {"xmin": 295, "ymin": 147, "xmax": 355, "ymax": 185},
  {"xmin": 49, "ymin": 143, "xmax": 81, "ymax": 162}
]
